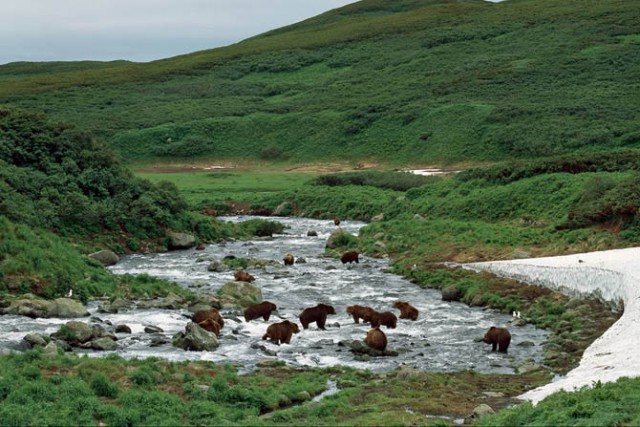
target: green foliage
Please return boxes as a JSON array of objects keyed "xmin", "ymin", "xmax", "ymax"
[
  {"xmin": 313, "ymin": 171, "xmax": 437, "ymax": 191},
  {"xmin": 90, "ymin": 372, "xmax": 119, "ymax": 398},
  {"xmin": 238, "ymin": 218, "xmax": 286, "ymax": 237},
  {"xmin": 476, "ymin": 377, "xmax": 640, "ymax": 427}
]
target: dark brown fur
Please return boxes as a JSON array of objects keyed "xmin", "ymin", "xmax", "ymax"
[
  {"xmin": 244, "ymin": 301, "xmax": 277, "ymax": 322},
  {"xmin": 262, "ymin": 320, "xmax": 300, "ymax": 345},
  {"xmin": 364, "ymin": 327, "xmax": 387, "ymax": 351},
  {"xmin": 392, "ymin": 301, "xmax": 419, "ymax": 321},
  {"xmin": 299, "ymin": 303, "xmax": 336, "ymax": 330},
  {"xmin": 483, "ymin": 326, "xmax": 511, "ymax": 353},
  {"xmin": 192, "ymin": 308, "xmax": 225, "ymax": 329},
  {"xmin": 340, "ymin": 251, "xmax": 359, "ymax": 264},
  {"xmin": 346, "ymin": 305, "xmax": 376, "ymax": 324},
  {"xmin": 283, "ymin": 254, "xmax": 295, "ymax": 266},
  {"xmin": 197, "ymin": 319, "xmax": 221, "ymax": 337},
  {"xmin": 334, "ymin": 217, "xmax": 341, "ymax": 226},
  {"xmin": 370, "ymin": 311, "xmax": 397, "ymax": 329},
  {"xmin": 234, "ymin": 270, "xmax": 255, "ymax": 282}
]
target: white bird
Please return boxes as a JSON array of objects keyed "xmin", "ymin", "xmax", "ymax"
[{"xmin": 66, "ymin": 289, "xmax": 73, "ymax": 298}]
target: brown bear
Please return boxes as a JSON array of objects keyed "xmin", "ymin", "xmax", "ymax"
[
  {"xmin": 192, "ymin": 308, "xmax": 225, "ymax": 329},
  {"xmin": 234, "ymin": 270, "xmax": 255, "ymax": 282},
  {"xmin": 364, "ymin": 327, "xmax": 387, "ymax": 351},
  {"xmin": 195, "ymin": 244, "xmax": 206, "ymax": 251},
  {"xmin": 370, "ymin": 311, "xmax": 397, "ymax": 329},
  {"xmin": 346, "ymin": 305, "xmax": 376, "ymax": 324},
  {"xmin": 392, "ymin": 301, "xmax": 419, "ymax": 321},
  {"xmin": 262, "ymin": 320, "xmax": 300, "ymax": 345},
  {"xmin": 334, "ymin": 217, "xmax": 341, "ymax": 226},
  {"xmin": 197, "ymin": 318, "xmax": 221, "ymax": 337},
  {"xmin": 482, "ymin": 326, "xmax": 511, "ymax": 353},
  {"xmin": 299, "ymin": 303, "xmax": 337, "ymax": 330},
  {"xmin": 283, "ymin": 253, "xmax": 295, "ymax": 266},
  {"xmin": 244, "ymin": 301, "xmax": 278, "ymax": 322},
  {"xmin": 341, "ymin": 251, "xmax": 359, "ymax": 264}
]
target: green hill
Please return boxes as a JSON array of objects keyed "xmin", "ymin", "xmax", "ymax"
[{"xmin": 1, "ymin": 0, "xmax": 638, "ymax": 165}]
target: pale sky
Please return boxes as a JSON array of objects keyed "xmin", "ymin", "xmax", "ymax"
[{"xmin": 0, "ymin": 0, "xmax": 359, "ymax": 65}]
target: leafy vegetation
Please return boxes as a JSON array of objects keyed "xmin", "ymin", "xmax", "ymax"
[{"xmin": 0, "ymin": 0, "xmax": 638, "ymax": 165}]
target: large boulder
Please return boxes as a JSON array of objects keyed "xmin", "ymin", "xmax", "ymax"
[
  {"xmin": 52, "ymin": 321, "xmax": 93, "ymax": 344},
  {"xmin": 172, "ymin": 322, "xmax": 219, "ymax": 351},
  {"xmin": 168, "ymin": 232, "xmax": 196, "ymax": 250},
  {"xmin": 83, "ymin": 337, "xmax": 117, "ymax": 351},
  {"xmin": 88, "ymin": 250, "xmax": 119, "ymax": 266},
  {"xmin": 47, "ymin": 298, "xmax": 90, "ymax": 318},
  {"xmin": 216, "ymin": 281, "xmax": 262, "ymax": 308},
  {"xmin": 1, "ymin": 297, "xmax": 88, "ymax": 319},
  {"xmin": 441, "ymin": 285, "xmax": 463, "ymax": 302}
]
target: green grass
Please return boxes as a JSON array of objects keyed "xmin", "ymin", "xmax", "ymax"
[{"xmin": 138, "ymin": 170, "xmax": 318, "ymax": 206}]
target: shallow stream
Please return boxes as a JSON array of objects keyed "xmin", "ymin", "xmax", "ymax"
[{"xmin": 0, "ymin": 217, "xmax": 548, "ymax": 374}]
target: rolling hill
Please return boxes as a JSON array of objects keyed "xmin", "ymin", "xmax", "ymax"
[{"xmin": 0, "ymin": 0, "xmax": 638, "ymax": 165}]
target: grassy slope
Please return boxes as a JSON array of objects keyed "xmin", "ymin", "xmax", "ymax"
[{"xmin": 1, "ymin": 0, "xmax": 639, "ymax": 164}]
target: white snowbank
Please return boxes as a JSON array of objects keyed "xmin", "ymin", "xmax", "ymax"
[{"xmin": 464, "ymin": 247, "xmax": 640, "ymax": 404}]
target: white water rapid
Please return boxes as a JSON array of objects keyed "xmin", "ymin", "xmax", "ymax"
[{"xmin": 465, "ymin": 247, "xmax": 640, "ymax": 404}]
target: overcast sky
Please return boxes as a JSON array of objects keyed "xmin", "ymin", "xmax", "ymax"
[{"xmin": 0, "ymin": 0, "xmax": 359, "ymax": 65}]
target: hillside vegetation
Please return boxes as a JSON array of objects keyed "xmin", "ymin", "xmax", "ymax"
[{"xmin": 1, "ymin": 0, "xmax": 639, "ymax": 164}]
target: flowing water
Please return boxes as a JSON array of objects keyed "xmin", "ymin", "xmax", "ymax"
[{"xmin": 0, "ymin": 217, "xmax": 548, "ymax": 374}]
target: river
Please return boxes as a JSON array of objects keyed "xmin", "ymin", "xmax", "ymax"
[{"xmin": 0, "ymin": 216, "xmax": 548, "ymax": 374}]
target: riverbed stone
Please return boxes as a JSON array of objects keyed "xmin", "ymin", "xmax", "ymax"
[
  {"xmin": 168, "ymin": 231, "xmax": 196, "ymax": 250},
  {"xmin": 307, "ymin": 231, "xmax": 318, "ymax": 237},
  {"xmin": 23, "ymin": 333, "xmax": 47, "ymax": 348},
  {"xmin": 42, "ymin": 342, "xmax": 60, "ymax": 358},
  {"xmin": 115, "ymin": 324, "xmax": 132, "ymax": 334},
  {"xmin": 207, "ymin": 260, "xmax": 231, "ymax": 272},
  {"xmin": 48, "ymin": 298, "xmax": 90, "ymax": 318},
  {"xmin": 145, "ymin": 325, "xmax": 164, "ymax": 334},
  {"xmin": 172, "ymin": 322, "xmax": 219, "ymax": 351},
  {"xmin": 99, "ymin": 297, "xmax": 134, "ymax": 313},
  {"xmin": 1, "ymin": 298, "xmax": 50, "ymax": 318},
  {"xmin": 86, "ymin": 337, "xmax": 118, "ymax": 351},
  {"xmin": 468, "ymin": 404, "xmax": 494, "ymax": 421},
  {"xmin": 325, "ymin": 228, "xmax": 357, "ymax": 250},
  {"xmin": 52, "ymin": 321, "xmax": 93, "ymax": 344},
  {"xmin": 88, "ymin": 249, "xmax": 119, "ymax": 266},
  {"xmin": 441, "ymin": 285, "xmax": 463, "ymax": 302},
  {"xmin": 216, "ymin": 281, "xmax": 262, "ymax": 308}
]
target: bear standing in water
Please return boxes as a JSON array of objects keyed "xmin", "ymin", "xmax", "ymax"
[
  {"xmin": 244, "ymin": 301, "xmax": 277, "ymax": 322},
  {"xmin": 262, "ymin": 320, "xmax": 300, "ymax": 345},
  {"xmin": 192, "ymin": 308, "xmax": 225, "ymax": 329},
  {"xmin": 369, "ymin": 311, "xmax": 397, "ymax": 329},
  {"xmin": 341, "ymin": 251, "xmax": 359, "ymax": 264},
  {"xmin": 346, "ymin": 305, "xmax": 376, "ymax": 324},
  {"xmin": 299, "ymin": 303, "xmax": 336, "ymax": 330},
  {"xmin": 392, "ymin": 301, "xmax": 419, "ymax": 321},
  {"xmin": 482, "ymin": 326, "xmax": 511, "ymax": 353},
  {"xmin": 283, "ymin": 253, "xmax": 295, "ymax": 266}
]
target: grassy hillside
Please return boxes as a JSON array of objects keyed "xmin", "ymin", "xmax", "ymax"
[{"xmin": 1, "ymin": 0, "xmax": 638, "ymax": 164}]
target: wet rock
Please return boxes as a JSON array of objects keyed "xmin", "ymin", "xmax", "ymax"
[
  {"xmin": 149, "ymin": 334, "xmax": 169, "ymax": 347},
  {"xmin": 144, "ymin": 325, "xmax": 164, "ymax": 334},
  {"xmin": 91, "ymin": 324, "xmax": 115, "ymax": 340},
  {"xmin": 470, "ymin": 294, "xmax": 487, "ymax": 307},
  {"xmin": 88, "ymin": 249, "xmax": 119, "ymax": 266},
  {"xmin": 23, "ymin": 333, "xmax": 47, "ymax": 348},
  {"xmin": 517, "ymin": 362, "xmax": 542, "ymax": 374},
  {"xmin": 441, "ymin": 285, "xmax": 463, "ymax": 302},
  {"xmin": 216, "ymin": 281, "xmax": 262, "ymax": 308},
  {"xmin": 511, "ymin": 318, "xmax": 528, "ymax": 327},
  {"xmin": 0, "ymin": 298, "xmax": 49, "ymax": 318},
  {"xmin": 137, "ymin": 293, "xmax": 185, "ymax": 310},
  {"xmin": 115, "ymin": 324, "xmax": 132, "ymax": 334},
  {"xmin": 312, "ymin": 339, "xmax": 334, "ymax": 348},
  {"xmin": 85, "ymin": 337, "xmax": 117, "ymax": 351},
  {"xmin": 207, "ymin": 260, "xmax": 231, "ymax": 272},
  {"xmin": 517, "ymin": 340, "xmax": 535, "ymax": 347},
  {"xmin": 307, "ymin": 231, "xmax": 318, "ymax": 237},
  {"xmin": 99, "ymin": 297, "xmax": 134, "ymax": 314},
  {"xmin": 168, "ymin": 232, "xmax": 196, "ymax": 250},
  {"xmin": 52, "ymin": 321, "xmax": 93, "ymax": 344},
  {"xmin": 52, "ymin": 340, "xmax": 72, "ymax": 352},
  {"xmin": 350, "ymin": 339, "xmax": 398, "ymax": 357},
  {"xmin": 90, "ymin": 316, "xmax": 104, "ymax": 323},
  {"xmin": 296, "ymin": 257, "xmax": 307, "ymax": 264},
  {"xmin": 250, "ymin": 342, "xmax": 277, "ymax": 356},
  {"xmin": 47, "ymin": 298, "xmax": 90, "ymax": 318},
  {"xmin": 172, "ymin": 322, "xmax": 219, "ymax": 351},
  {"xmin": 189, "ymin": 295, "xmax": 222, "ymax": 311}
]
